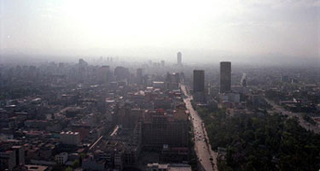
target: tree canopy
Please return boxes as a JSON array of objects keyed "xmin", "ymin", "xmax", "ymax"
[{"xmin": 198, "ymin": 107, "xmax": 320, "ymax": 171}]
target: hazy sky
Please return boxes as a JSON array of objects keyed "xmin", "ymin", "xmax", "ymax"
[{"xmin": 0, "ymin": 0, "xmax": 319, "ymax": 60}]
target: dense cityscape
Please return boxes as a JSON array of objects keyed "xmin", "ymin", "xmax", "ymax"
[
  {"xmin": 2, "ymin": 0, "xmax": 320, "ymax": 170},
  {"xmin": 0, "ymin": 52, "xmax": 319, "ymax": 171}
]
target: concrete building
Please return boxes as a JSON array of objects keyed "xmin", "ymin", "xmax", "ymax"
[
  {"xmin": 25, "ymin": 165, "xmax": 48, "ymax": 171},
  {"xmin": 39, "ymin": 143, "xmax": 55, "ymax": 160},
  {"xmin": 173, "ymin": 103, "xmax": 188, "ymax": 121},
  {"xmin": 146, "ymin": 163, "xmax": 192, "ymax": 171},
  {"xmin": 82, "ymin": 155, "xmax": 105, "ymax": 171},
  {"xmin": 220, "ymin": 61, "xmax": 231, "ymax": 93},
  {"xmin": 193, "ymin": 70, "xmax": 205, "ymax": 93},
  {"xmin": 177, "ymin": 52, "xmax": 182, "ymax": 65},
  {"xmin": 0, "ymin": 150, "xmax": 16, "ymax": 171},
  {"xmin": 142, "ymin": 110, "xmax": 189, "ymax": 150},
  {"xmin": 166, "ymin": 73, "xmax": 180, "ymax": 90},
  {"xmin": 114, "ymin": 66, "xmax": 129, "ymax": 81},
  {"xmin": 220, "ymin": 92, "xmax": 240, "ymax": 104},
  {"xmin": 160, "ymin": 146, "xmax": 189, "ymax": 163},
  {"xmin": 0, "ymin": 146, "xmax": 25, "ymax": 171},
  {"xmin": 55, "ymin": 152, "xmax": 68, "ymax": 164},
  {"xmin": 193, "ymin": 70, "xmax": 206, "ymax": 103},
  {"xmin": 60, "ymin": 131, "xmax": 80, "ymax": 145},
  {"xmin": 161, "ymin": 60, "xmax": 165, "ymax": 67},
  {"xmin": 98, "ymin": 65, "xmax": 110, "ymax": 83},
  {"xmin": 153, "ymin": 81, "xmax": 166, "ymax": 90},
  {"xmin": 12, "ymin": 146, "xmax": 25, "ymax": 166},
  {"xmin": 136, "ymin": 68, "xmax": 143, "ymax": 85}
]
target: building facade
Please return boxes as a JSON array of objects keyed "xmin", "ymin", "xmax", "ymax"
[
  {"xmin": 220, "ymin": 61, "xmax": 231, "ymax": 93},
  {"xmin": 141, "ymin": 110, "xmax": 189, "ymax": 150},
  {"xmin": 177, "ymin": 52, "xmax": 182, "ymax": 65},
  {"xmin": 193, "ymin": 70, "xmax": 205, "ymax": 93},
  {"xmin": 60, "ymin": 131, "xmax": 80, "ymax": 145},
  {"xmin": 193, "ymin": 70, "xmax": 206, "ymax": 103}
]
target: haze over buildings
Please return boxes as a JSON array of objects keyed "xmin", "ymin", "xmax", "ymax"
[
  {"xmin": 0, "ymin": 1, "xmax": 320, "ymax": 171},
  {"xmin": 0, "ymin": 53, "xmax": 319, "ymax": 170},
  {"xmin": 0, "ymin": 0, "xmax": 319, "ymax": 65}
]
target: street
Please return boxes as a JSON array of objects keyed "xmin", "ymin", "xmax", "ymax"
[
  {"xmin": 265, "ymin": 98, "xmax": 320, "ymax": 134},
  {"xmin": 181, "ymin": 84, "xmax": 218, "ymax": 171}
]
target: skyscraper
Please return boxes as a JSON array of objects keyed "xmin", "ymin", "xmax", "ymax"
[
  {"xmin": 136, "ymin": 68, "xmax": 143, "ymax": 85},
  {"xmin": 193, "ymin": 70, "xmax": 205, "ymax": 93},
  {"xmin": 114, "ymin": 66, "xmax": 129, "ymax": 81},
  {"xmin": 161, "ymin": 60, "xmax": 165, "ymax": 67},
  {"xmin": 177, "ymin": 52, "xmax": 182, "ymax": 65},
  {"xmin": 220, "ymin": 61, "xmax": 231, "ymax": 93},
  {"xmin": 166, "ymin": 72, "xmax": 180, "ymax": 90},
  {"xmin": 98, "ymin": 65, "xmax": 110, "ymax": 83},
  {"xmin": 193, "ymin": 70, "xmax": 206, "ymax": 103}
]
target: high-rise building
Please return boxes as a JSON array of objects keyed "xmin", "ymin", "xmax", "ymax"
[
  {"xmin": 79, "ymin": 58, "xmax": 88, "ymax": 66},
  {"xmin": 98, "ymin": 65, "xmax": 110, "ymax": 83},
  {"xmin": 166, "ymin": 72, "xmax": 180, "ymax": 90},
  {"xmin": 136, "ymin": 68, "xmax": 143, "ymax": 85},
  {"xmin": 12, "ymin": 146, "xmax": 25, "ymax": 166},
  {"xmin": 114, "ymin": 66, "xmax": 130, "ymax": 81},
  {"xmin": 193, "ymin": 70, "xmax": 206, "ymax": 103},
  {"xmin": 177, "ymin": 52, "xmax": 182, "ymax": 65},
  {"xmin": 220, "ymin": 61, "xmax": 231, "ymax": 93},
  {"xmin": 193, "ymin": 70, "xmax": 205, "ymax": 93},
  {"xmin": 161, "ymin": 60, "xmax": 165, "ymax": 67}
]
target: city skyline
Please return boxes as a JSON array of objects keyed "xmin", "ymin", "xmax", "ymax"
[
  {"xmin": 1, "ymin": 1, "xmax": 320, "ymax": 170},
  {"xmin": 1, "ymin": 0, "xmax": 319, "ymax": 62},
  {"xmin": 0, "ymin": 57, "xmax": 319, "ymax": 170}
]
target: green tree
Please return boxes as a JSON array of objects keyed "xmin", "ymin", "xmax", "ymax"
[
  {"xmin": 65, "ymin": 166, "xmax": 72, "ymax": 171},
  {"xmin": 72, "ymin": 159, "xmax": 80, "ymax": 168}
]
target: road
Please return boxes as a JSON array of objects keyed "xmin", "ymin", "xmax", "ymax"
[
  {"xmin": 265, "ymin": 98, "xmax": 320, "ymax": 134},
  {"xmin": 181, "ymin": 84, "xmax": 218, "ymax": 171}
]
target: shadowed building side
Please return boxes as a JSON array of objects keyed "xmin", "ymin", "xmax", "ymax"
[
  {"xmin": 220, "ymin": 61, "xmax": 231, "ymax": 93},
  {"xmin": 193, "ymin": 70, "xmax": 205, "ymax": 93},
  {"xmin": 193, "ymin": 70, "xmax": 206, "ymax": 103}
]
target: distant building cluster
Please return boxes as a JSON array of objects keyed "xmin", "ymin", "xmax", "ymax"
[
  {"xmin": 0, "ymin": 54, "xmax": 319, "ymax": 170},
  {"xmin": 0, "ymin": 56, "xmax": 193, "ymax": 170}
]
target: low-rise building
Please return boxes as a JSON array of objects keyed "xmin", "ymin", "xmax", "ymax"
[
  {"xmin": 0, "ymin": 150, "xmax": 16, "ymax": 171},
  {"xmin": 60, "ymin": 131, "xmax": 80, "ymax": 145},
  {"xmin": 146, "ymin": 163, "xmax": 192, "ymax": 171},
  {"xmin": 55, "ymin": 152, "xmax": 68, "ymax": 164}
]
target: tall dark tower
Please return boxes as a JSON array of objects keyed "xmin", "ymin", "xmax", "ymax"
[
  {"xmin": 220, "ymin": 61, "xmax": 231, "ymax": 93},
  {"xmin": 177, "ymin": 52, "xmax": 182, "ymax": 65},
  {"xmin": 193, "ymin": 70, "xmax": 206, "ymax": 103},
  {"xmin": 193, "ymin": 70, "xmax": 205, "ymax": 93}
]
